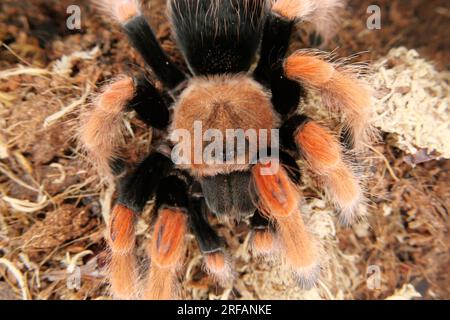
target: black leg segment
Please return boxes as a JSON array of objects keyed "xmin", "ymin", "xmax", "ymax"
[
  {"xmin": 123, "ymin": 15, "xmax": 186, "ymax": 90},
  {"xmin": 251, "ymin": 209, "xmax": 271, "ymax": 230},
  {"xmin": 279, "ymin": 149, "xmax": 302, "ymax": 183},
  {"xmin": 155, "ymin": 173, "xmax": 190, "ymax": 210},
  {"xmin": 279, "ymin": 114, "xmax": 309, "ymax": 151},
  {"xmin": 253, "ymin": 13, "xmax": 305, "ymax": 116},
  {"xmin": 189, "ymin": 194, "xmax": 224, "ymax": 254},
  {"xmin": 117, "ymin": 152, "xmax": 173, "ymax": 213},
  {"xmin": 128, "ymin": 75, "xmax": 172, "ymax": 130},
  {"xmin": 254, "ymin": 13, "xmax": 294, "ymax": 84}
]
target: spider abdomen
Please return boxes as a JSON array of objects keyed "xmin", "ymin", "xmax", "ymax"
[{"xmin": 168, "ymin": 0, "xmax": 267, "ymax": 75}]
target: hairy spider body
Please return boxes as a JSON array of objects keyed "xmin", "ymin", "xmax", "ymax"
[
  {"xmin": 169, "ymin": 0, "xmax": 267, "ymax": 75},
  {"xmin": 80, "ymin": 0, "xmax": 375, "ymax": 299}
]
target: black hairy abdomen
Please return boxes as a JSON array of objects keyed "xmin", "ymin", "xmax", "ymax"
[{"xmin": 169, "ymin": 0, "xmax": 267, "ymax": 75}]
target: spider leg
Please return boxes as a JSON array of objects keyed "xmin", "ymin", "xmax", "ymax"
[
  {"xmin": 283, "ymin": 51, "xmax": 375, "ymax": 150},
  {"xmin": 250, "ymin": 210, "xmax": 277, "ymax": 257},
  {"xmin": 142, "ymin": 173, "xmax": 190, "ymax": 300},
  {"xmin": 254, "ymin": 6, "xmax": 294, "ymax": 81},
  {"xmin": 253, "ymin": 1, "xmax": 305, "ymax": 116},
  {"xmin": 95, "ymin": 0, "xmax": 186, "ymax": 90},
  {"xmin": 79, "ymin": 76, "xmax": 134, "ymax": 177},
  {"xmin": 281, "ymin": 115, "xmax": 363, "ymax": 225},
  {"xmin": 79, "ymin": 75, "xmax": 172, "ymax": 177},
  {"xmin": 271, "ymin": 0, "xmax": 344, "ymax": 42},
  {"xmin": 249, "ymin": 149, "xmax": 302, "ymax": 257},
  {"xmin": 251, "ymin": 159, "xmax": 319, "ymax": 289},
  {"xmin": 107, "ymin": 152, "xmax": 173, "ymax": 299},
  {"xmin": 128, "ymin": 74, "xmax": 172, "ymax": 130},
  {"xmin": 254, "ymin": 0, "xmax": 345, "ymax": 115},
  {"xmin": 189, "ymin": 186, "xmax": 233, "ymax": 284},
  {"xmin": 107, "ymin": 204, "xmax": 137, "ymax": 299}
]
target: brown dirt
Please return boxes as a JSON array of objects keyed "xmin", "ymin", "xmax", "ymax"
[{"xmin": 0, "ymin": 0, "xmax": 448, "ymax": 300}]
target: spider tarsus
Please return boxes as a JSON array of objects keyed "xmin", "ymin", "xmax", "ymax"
[
  {"xmin": 250, "ymin": 229, "xmax": 278, "ymax": 257},
  {"xmin": 292, "ymin": 262, "xmax": 321, "ymax": 290},
  {"xmin": 203, "ymin": 251, "xmax": 234, "ymax": 285},
  {"xmin": 294, "ymin": 121, "xmax": 364, "ymax": 224},
  {"xmin": 271, "ymin": 0, "xmax": 344, "ymax": 42},
  {"xmin": 276, "ymin": 210, "xmax": 319, "ymax": 283},
  {"xmin": 250, "ymin": 210, "xmax": 278, "ymax": 257},
  {"xmin": 94, "ymin": 0, "xmax": 141, "ymax": 24}
]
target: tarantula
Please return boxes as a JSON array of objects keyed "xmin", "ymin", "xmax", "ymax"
[{"xmin": 79, "ymin": 0, "xmax": 375, "ymax": 299}]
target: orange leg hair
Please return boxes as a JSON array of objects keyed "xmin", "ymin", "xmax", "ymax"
[
  {"xmin": 93, "ymin": 0, "xmax": 141, "ymax": 24},
  {"xmin": 249, "ymin": 211, "xmax": 278, "ymax": 257},
  {"xmin": 252, "ymin": 162, "xmax": 319, "ymax": 289},
  {"xmin": 284, "ymin": 51, "xmax": 375, "ymax": 150},
  {"xmin": 78, "ymin": 76, "xmax": 134, "ymax": 178},
  {"xmin": 203, "ymin": 251, "xmax": 233, "ymax": 285},
  {"xmin": 250, "ymin": 228, "xmax": 277, "ymax": 257},
  {"xmin": 272, "ymin": 0, "xmax": 344, "ymax": 42},
  {"xmin": 295, "ymin": 121, "xmax": 363, "ymax": 225},
  {"xmin": 143, "ymin": 208, "xmax": 188, "ymax": 300},
  {"xmin": 107, "ymin": 204, "xmax": 138, "ymax": 299}
]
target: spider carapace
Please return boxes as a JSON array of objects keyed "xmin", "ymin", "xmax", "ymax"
[{"xmin": 79, "ymin": 0, "xmax": 375, "ymax": 299}]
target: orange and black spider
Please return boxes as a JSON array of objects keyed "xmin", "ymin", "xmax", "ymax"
[{"xmin": 79, "ymin": 0, "xmax": 376, "ymax": 299}]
